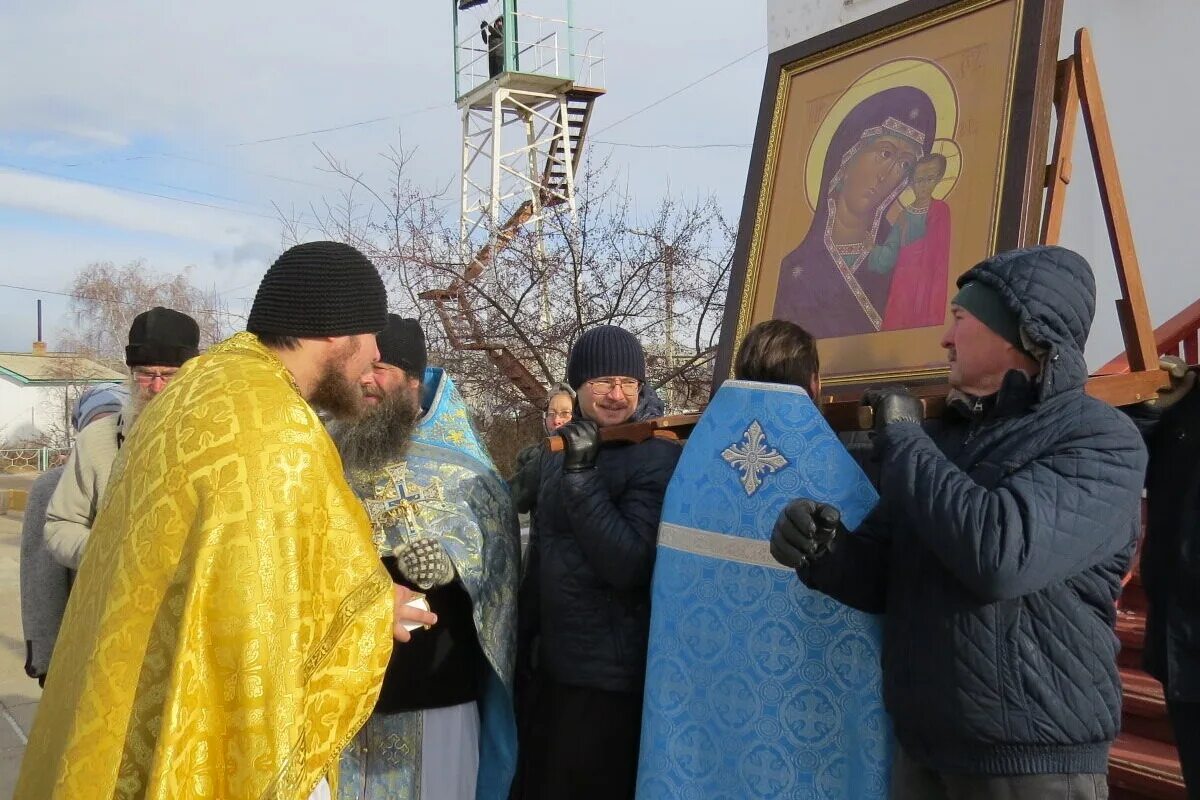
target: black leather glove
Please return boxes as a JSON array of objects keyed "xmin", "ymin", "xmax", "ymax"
[
  {"xmin": 771, "ymin": 499, "xmax": 842, "ymax": 570},
  {"xmin": 558, "ymin": 419, "xmax": 600, "ymax": 472},
  {"xmin": 514, "ymin": 442, "xmax": 542, "ymax": 471},
  {"xmin": 862, "ymin": 386, "xmax": 923, "ymax": 431}
]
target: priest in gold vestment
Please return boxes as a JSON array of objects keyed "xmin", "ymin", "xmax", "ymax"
[{"xmin": 17, "ymin": 242, "xmax": 434, "ymax": 800}]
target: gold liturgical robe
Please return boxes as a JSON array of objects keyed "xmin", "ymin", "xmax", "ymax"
[{"xmin": 17, "ymin": 332, "xmax": 394, "ymax": 800}]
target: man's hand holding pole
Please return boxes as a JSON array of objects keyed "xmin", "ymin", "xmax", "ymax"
[{"xmin": 771, "ymin": 499, "xmax": 844, "ymax": 572}]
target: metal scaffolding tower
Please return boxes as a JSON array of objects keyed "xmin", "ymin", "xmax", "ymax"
[{"xmin": 421, "ymin": 0, "xmax": 604, "ymax": 405}]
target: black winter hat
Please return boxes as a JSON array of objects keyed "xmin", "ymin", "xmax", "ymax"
[
  {"xmin": 125, "ymin": 307, "xmax": 200, "ymax": 368},
  {"xmin": 566, "ymin": 325, "xmax": 646, "ymax": 390},
  {"xmin": 377, "ymin": 315, "xmax": 427, "ymax": 377},
  {"xmin": 247, "ymin": 241, "xmax": 387, "ymax": 337}
]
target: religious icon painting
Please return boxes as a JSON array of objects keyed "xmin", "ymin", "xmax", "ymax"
[{"xmin": 716, "ymin": 0, "xmax": 1064, "ymax": 393}]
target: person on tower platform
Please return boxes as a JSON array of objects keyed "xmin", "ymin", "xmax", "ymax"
[{"xmin": 481, "ymin": 15, "xmax": 504, "ymax": 78}]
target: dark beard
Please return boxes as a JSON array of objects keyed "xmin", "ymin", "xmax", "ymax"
[
  {"xmin": 310, "ymin": 355, "xmax": 364, "ymax": 421},
  {"xmin": 329, "ymin": 388, "xmax": 420, "ymax": 471}
]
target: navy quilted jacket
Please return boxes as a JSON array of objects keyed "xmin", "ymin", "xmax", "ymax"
[
  {"xmin": 802, "ymin": 246, "xmax": 1148, "ymax": 775},
  {"xmin": 524, "ymin": 388, "xmax": 682, "ymax": 693}
]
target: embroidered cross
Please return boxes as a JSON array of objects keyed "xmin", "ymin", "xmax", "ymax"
[
  {"xmin": 363, "ymin": 463, "xmax": 448, "ymax": 547},
  {"xmin": 721, "ymin": 420, "xmax": 789, "ymax": 496}
]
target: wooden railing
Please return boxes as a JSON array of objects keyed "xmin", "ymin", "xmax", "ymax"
[{"xmin": 1099, "ymin": 296, "xmax": 1200, "ymax": 374}]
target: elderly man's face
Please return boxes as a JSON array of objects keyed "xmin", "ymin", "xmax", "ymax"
[
  {"xmin": 361, "ymin": 362, "xmax": 421, "ymax": 410},
  {"xmin": 332, "ymin": 358, "xmax": 422, "ymax": 470},
  {"xmin": 941, "ymin": 305, "xmax": 1032, "ymax": 396},
  {"xmin": 131, "ymin": 365, "xmax": 180, "ymax": 407}
]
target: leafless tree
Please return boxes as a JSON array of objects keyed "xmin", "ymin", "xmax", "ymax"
[
  {"xmin": 279, "ymin": 142, "xmax": 733, "ymax": 473},
  {"xmin": 57, "ymin": 260, "xmax": 234, "ymax": 369}
]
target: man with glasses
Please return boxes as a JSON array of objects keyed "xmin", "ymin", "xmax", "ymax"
[
  {"xmin": 518, "ymin": 325, "xmax": 681, "ymax": 800},
  {"xmin": 44, "ymin": 306, "xmax": 200, "ymax": 569}
]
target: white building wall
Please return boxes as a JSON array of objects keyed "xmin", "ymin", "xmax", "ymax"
[
  {"xmin": 0, "ymin": 379, "xmax": 41, "ymax": 445},
  {"xmin": 765, "ymin": 0, "xmax": 1200, "ymax": 368},
  {"xmin": 0, "ymin": 379, "xmax": 74, "ymax": 446}
]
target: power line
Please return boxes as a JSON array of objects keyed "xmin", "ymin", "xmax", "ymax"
[
  {"xmin": 225, "ymin": 117, "xmax": 393, "ymax": 147},
  {"xmin": 222, "ymin": 103, "xmax": 446, "ymax": 148},
  {"xmin": 214, "ymin": 280, "xmax": 261, "ymax": 298},
  {"xmin": 0, "ymin": 162, "xmax": 279, "ymax": 221},
  {"xmin": 593, "ymin": 45, "xmax": 766, "ymax": 136},
  {"xmin": 594, "ymin": 140, "xmax": 751, "ymax": 150},
  {"xmin": 40, "ymin": 103, "xmax": 452, "ymax": 206},
  {"xmin": 159, "ymin": 154, "xmax": 332, "ymax": 190},
  {"xmin": 150, "ymin": 181, "xmax": 264, "ymax": 206},
  {"xmin": 59, "ymin": 103, "xmax": 450, "ymax": 169},
  {"xmin": 0, "ymin": 281, "xmax": 246, "ymax": 320}
]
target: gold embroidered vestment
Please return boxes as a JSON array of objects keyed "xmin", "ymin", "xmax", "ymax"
[{"xmin": 17, "ymin": 332, "xmax": 394, "ymax": 800}]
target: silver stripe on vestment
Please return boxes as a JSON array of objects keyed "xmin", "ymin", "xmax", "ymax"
[{"xmin": 658, "ymin": 521, "xmax": 789, "ymax": 571}]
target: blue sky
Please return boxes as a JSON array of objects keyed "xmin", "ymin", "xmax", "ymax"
[{"xmin": 0, "ymin": 0, "xmax": 765, "ymax": 352}]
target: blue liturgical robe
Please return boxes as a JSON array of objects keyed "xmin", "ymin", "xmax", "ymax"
[{"xmin": 636, "ymin": 379, "xmax": 893, "ymax": 799}]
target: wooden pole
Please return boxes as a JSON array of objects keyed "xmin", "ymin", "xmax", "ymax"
[
  {"xmin": 1040, "ymin": 56, "xmax": 1079, "ymax": 245},
  {"xmin": 1074, "ymin": 28, "xmax": 1158, "ymax": 373}
]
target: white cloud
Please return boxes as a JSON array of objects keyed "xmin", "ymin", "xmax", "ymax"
[
  {"xmin": 0, "ymin": 168, "xmax": 273, "ymax": 247},
  {"xmin": 49, "ymin": 125, "xmax": 130, "ymax": 149}
]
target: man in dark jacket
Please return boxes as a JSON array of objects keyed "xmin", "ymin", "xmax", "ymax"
[
  {"xmin": 520, "ymin": 325, "xmax": 681, "ymax": 800},
  {"xmin": 771, "ymin": 245, "xmax": 1147, "ymax": 799},
  {"xmin": 1130, "ymin": 358, "xmax": 1200, "ymax": 793},
  {"xmin": 481, "ymin": 16, "xmax": 504, "ymax": 77}
]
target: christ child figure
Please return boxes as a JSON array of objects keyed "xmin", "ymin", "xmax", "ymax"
[{"xmin": 870, "ymin": 152, "xmax": 954, "ymax": 331}]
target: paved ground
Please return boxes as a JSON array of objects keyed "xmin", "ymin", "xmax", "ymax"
[
  {"xmin": 0, "ymin": 474, "xmax": 36, "ymax": 491},
  {"xmin": 0, "ymin": 511, "xmax": 36, "ymax": 798}
]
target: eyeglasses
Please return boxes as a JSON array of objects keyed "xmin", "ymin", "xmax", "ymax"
[
  {"xmin": 544, "ymin": 410, "xmax": 573, "ymax": 421},
  {"xmin": 587, "ymin": 377, "xmax": 641, "ymax": 397},
  {"xmin": 132, "ymin": 368, "xmax": 178, "ymax": 386}
]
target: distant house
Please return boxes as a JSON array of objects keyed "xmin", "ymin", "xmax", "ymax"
[{"xmin": 0, "ymin": 343, "xmax": 125, "ymax": 447}]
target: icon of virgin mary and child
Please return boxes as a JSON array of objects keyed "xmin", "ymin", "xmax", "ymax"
[{"xmin": 775, "ymin": 82, "xmax": 958, "ymax": 338}]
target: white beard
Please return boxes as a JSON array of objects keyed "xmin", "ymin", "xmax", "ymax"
[{"xmin": 121, "ymin": 376, "xmax": 153, "ymax": 438}]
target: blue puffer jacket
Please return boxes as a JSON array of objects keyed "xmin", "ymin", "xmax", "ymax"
[
  {"xmin": 803, "ymin": 246, "xmax": 1148, "ymax": 775},
  {"xmin": 526, "ymin": 388, "xmax": 682, "ymax": 693}
]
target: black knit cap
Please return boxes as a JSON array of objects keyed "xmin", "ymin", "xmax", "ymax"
[
  {"xmin": 567, "ymin": 325, "xmax": 646, "ymax": 390},
  {"xmin": 247, "ymin": 241, "xmax": 387, "ymax": 337},
  {"xmin": 377, "ymin": 314, "xmax": 427, "ymax": 377},
  {"xmin": 125, "ymin": 307, "xmax": 200, "ymax": 368}
]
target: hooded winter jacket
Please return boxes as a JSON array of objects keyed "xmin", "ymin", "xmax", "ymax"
[{"xmin": 802, "ymin": 246, "xmax": 1148, "ymax": 775}]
